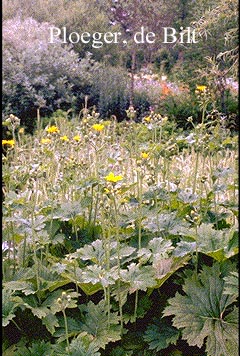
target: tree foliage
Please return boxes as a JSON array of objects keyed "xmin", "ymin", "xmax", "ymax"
[{"xmin": 2, "ymin": 16, "xmax": 98, "ymax": 128}]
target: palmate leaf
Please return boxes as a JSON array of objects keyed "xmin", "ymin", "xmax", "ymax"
[
  {"xmin": 53, "ymin": 316, "xmax": 83, "ymax": 341},
  {"xmin": 223, "ymin": 271, "xmax": 239, "ymax": 296},
  {"xmin": 123, "ymin": 294, "xmax": 153, "ymax": 323},
  {"xmin": 74, "ymin": 239, "xmax": 136, "ymax": 267},
  {"xmin": 3, "ymin": 280, "xmax": 36, "ymax": 295},
  {"xmin": 79, "ymin": 300, "xmax": 122, "ymax": 349},
  {"xmin": 177, "ymin": 188, "xmax": 198, "ymax": 203},
  {"xmin": 8, "ymin": 215, "xmax": 47, "ymax": 235},
  {"xmin": 75, "ymin": 239, "xmax": 105, "ymax": 264},
  {"xmin": 163, "ymin": 262, "xmax": 238, "ymax": 356},
  {"xmin": 81, "ymin": 264, "xmax": 119, "ymax": 287},
  {"xmin": 120, "ymin": 263, "xmax": 156, "ymax": 293},
  {"xmin": 173, "ymin": 241, "xmax": 197, "ymax": 257},
  {"xmin": 108, "ymin": 345, "xmax": 134, "ymax": 356},
  {"xmin": 203, "ymin": 308, "xmax": 239, "ymax": 356},
  {"xmin": 173, "ymin": 223, "xmax": 238, "ymax": 261},
  {"xmin": 42, "ymin": 313, "xmax": 59, "ymax": 335},
  {"xmin": 148, "ymin": 237, "xmax": 174, "ymax": 259},
  {"xmin": 52, "ymin": 201, "xmax": 83, "ymax": 221},
  {"xmin": 77, "ymin": 282, "xmax": 103, "ymax": 296},
  {"xmin": 14, "ymin": 340, "xmax": 52, "ymax": 356},
  {"xmin": 196, "ymin": 224, "xmax": 238, "ymax": 261},
  {"xmin": 144, "ymin": 321, "xmax": 180, "ymax": 351},
  {"xmin": 68, "ymin": 332, "xmax": 101, "ymax": 356},
  {"xmin": 152, "ymin": 255, "xmax": 190, "ymax": 290},
  {"xmin": 137, "ymin": 237, "xmax": 173, "ymax": 264},
  {"xmin": 2, "ymin": 289, "xmax": 20, "ymax": 327},
  {"xmin": 142, "ymin": 211, "xmax": 184, "ymax": 235}
]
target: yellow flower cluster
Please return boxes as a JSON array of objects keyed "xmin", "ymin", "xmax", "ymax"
[
  {"xmin": 60, "ymin": 135, "xmax": 69, "ymax": 142},
  {"xmin": 2, "ymin": 139, "xmax": 15, "ymax": 147},
  {"xmin": 104, "ymin": 172, "xmax": 123, "ymax": 183},
  {"xmin": 46, "ymin": 125, "xmax": 60, "ymax": 134},
  {"xmin": 92, "ymin": 124, "xmax": 104, "ymax": 132},
  {"xmin": 141, "ymin": 152, "xmax": 149, "ymax": 159},
  {"xmin": 196, "ymin": 85, "xmax": 207, "ymax": 92},
  {"xmin": 73, "ymin": 135, "xmax": 81, "ymax": 142},
  {"xmin": 40, "ymin": 135, "xmax": 82, "ymax": 144},
  {"xmin": 143, "ymin": 116, "xmax": 151, "ymax": 123}
]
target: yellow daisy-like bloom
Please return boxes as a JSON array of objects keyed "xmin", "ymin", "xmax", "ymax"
[
  {"xmin": 73, "ymin": 135, "xmax": 81, "ymax": 142},
  {"xmin": 141, "ymin": 152, "xmax": 149, "ymax": 159},
  {"xmin": 196, "ymin": 85, "xmax": 207, "ymax": 92},
  {"xmin": 104, "ymin": 172, "xmax": 123, "ymax": 183},
  {"xmin": 60, "ymin": 135, "xmax": 69, "ymax": 141},
  {"xmin": 144, "ymin": 116, "xmax": 151, "ymax": 122},
  {"xmin": 46, "ymin": 125, "xmax": 60, "ymax": 134},
  {"xmin": 41, "ymin": 138, "xmax": 51, "ymax": 144},
  {"xmin": 2, "ymin": 139, "xmax": 15, "ymax": 147},
  {"xmin": 92, "ymin": 124, "xmax": 104, "ymax": 132}
]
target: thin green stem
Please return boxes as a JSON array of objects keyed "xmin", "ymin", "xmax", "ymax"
[
  {"xmin": 195, "ymin": 225, "xmax": 199, "ymax": 274},
  {"xmin": 134, "ymin": 290, "xmax": 138, "ymax": 324},
  {"xmin": 113, "ymin": 192, "xmax": 123, "ymax": 334},
  {"xmin": 62, "ymin": 309, "xmax": 70, "ymax": 354},
  {"xmin": 193, "ymin": 150, "xmax": 199, "ymax": 194},
  {"xmin": 137, "ymin": 171, "xmax": 143, "ymax": 249}
]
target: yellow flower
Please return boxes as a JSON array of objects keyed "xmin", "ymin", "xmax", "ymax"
[
  {"xmin": 73, "ymin": 135, "xmax": 81, "ymax": 142},
  {"xmin": 141, "ymin": 152, "xmax": 149, "ymax": 159},
  {"xmin": 2, "ymin": 139, "xmax": 15, "ymax": 147},
  {"xmin": 144, "ymin": 116, "xmax": 151, "ymax": 122},
  {"xmin": 60, "ymin": 135, "xmax": 69, "ymax": 141},
  {"xmin": 46, "ymin": 125, "xmax": 60, "ymax": 134},
  {"xmin": 104, "ymin": 172, "xmax": 123, "ymax": 183},
  {"xmin": 196, "ymin": 85, "xmax": 207, "ymax": 92},
  {"xmin": 41, "ymin": 138, "xmax": 51, "ymax": 144},
  {"xmin": 18, "ymin": 128, "xmax": 25, "ymax": 134},
  {"xmin": 92, "ymin": 124, "xmax": 104, "ymax": 132}
]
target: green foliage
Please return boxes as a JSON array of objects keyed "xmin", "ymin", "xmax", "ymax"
[
  {"xmin": 2, "ymin": 289, "xmax": 20, "ymax": 327},
  {"xmin": 2, "ymin": 113, "xmax": 238, "ymax": 355},
  {"xmin": 79, "ymin": 300, "xmax": 122, "ymax": 349},
  {"xmin": 2, "ymin": 17, "xmax": 98, "ymax": 130},
  {"xmin": 163, "ymin": 263, "xmax": 238, "ymax": 356},
  {"xmin": 173, "ymin": 223, "xmax": 238, "ymax": 262},
  {"xmin": 157, "ymin": 91, "xmax": 201, "ymax": 128},
  {"xmin": 90, "ymin": 65, "xmax": 130, "ymax": 120},
  {"xmin": 223, "ymin": 271, "xmax": 239, "ymax": 297},
  {"xmin": 144, "ymin": 320, "xmax": 180, "ymax": 351},
  {"xmin": 15, "ymin": 340, "xmax": 52, "ymax": 356},
  {"xmin": 68, "ymin": 333, "xmax": 101, "ymax": 356}
]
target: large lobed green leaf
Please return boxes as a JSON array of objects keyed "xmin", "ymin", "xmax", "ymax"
[
  {"xmin": 79, "ymin": 300, "xmax": 122, "ymax": 349},
  {"xmin": 174, "ymin": 223, "xmax": 238, "ymax": 262},
  {"xmin": 163, "ymin": 262, "xmax": 238, "ymax": 356},
  {"xmin": 144, "ymin": 321, "xmax": 180, "ymax": 351}
]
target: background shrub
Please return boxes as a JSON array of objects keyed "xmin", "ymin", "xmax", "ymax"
[
  {"xmin": 156, "ymin": 91, "xmax": 201, "ymax": 128},
  {"xmin": 90, "ymin": 65, "xmax": 130, "ymax": 120},
  {"xmin": 2, "ymin": 17, "xmax": 98, "ymax": 131}
]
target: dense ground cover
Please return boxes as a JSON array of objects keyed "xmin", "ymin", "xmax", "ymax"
[{"xmin": 2, "ymin": 106, "xmax": 238, "ymax": 355}]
